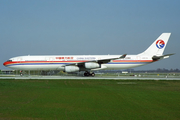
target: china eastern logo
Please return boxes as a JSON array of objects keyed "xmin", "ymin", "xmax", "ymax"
[{"xmin": 156, "ymin": 40, "xmax": 165, "ymax": 49}]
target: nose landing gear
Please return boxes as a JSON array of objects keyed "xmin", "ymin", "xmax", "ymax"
[{"xmin": 84, "ymin": 71, "xmax": 95, "ymax": 77}]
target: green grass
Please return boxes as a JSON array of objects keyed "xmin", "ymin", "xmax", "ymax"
[{"xmin": 0, "ymin": 79, "xmax": 180, "ymax": 120}]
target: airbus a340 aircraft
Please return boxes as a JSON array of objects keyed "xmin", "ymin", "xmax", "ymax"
[{"xmin": 3, "ymin": 33, "xmax": 174, "ymax": 76}]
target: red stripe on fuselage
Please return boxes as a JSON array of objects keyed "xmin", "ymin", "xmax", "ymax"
[
  {"xmin": 4, "ymin": 60, "xmax": 155, "ymax": 66},
  {"xmin": 112, "ymin": 60, "xmax": 153, "ymax": 62},
  {"xmin": 3, "ymin": 60, "xmax": 89, "ymax": 66}
]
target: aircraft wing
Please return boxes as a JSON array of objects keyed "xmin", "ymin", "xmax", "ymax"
[
  {"xmin": 95, "ymin": 54, "xmax": 127, "ymax": 64},
  {"xmin": 152, "ymin": 53, "xmax": 175, "ymax": 60},
  {"xmin": 64, "ymin": 54, "xmax": 127, "ymax": 66}
]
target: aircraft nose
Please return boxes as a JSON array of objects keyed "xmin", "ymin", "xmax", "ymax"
[
  {"xmin": 3, "ymin": 61, "xmax": 10, "ymax": 66},
  {"xmin": 3, "ymin": 61, "xmax": 7, "ymax": 66}
]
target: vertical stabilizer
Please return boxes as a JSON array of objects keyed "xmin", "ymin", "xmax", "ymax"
[{"xmin": 139, "ymin": 33, "xmax": 171, "ymax": 56}]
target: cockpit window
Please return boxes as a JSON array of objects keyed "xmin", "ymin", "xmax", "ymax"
[{"xmin": 7, "ymin": 60, "xmax": 12, "ymax": 62}]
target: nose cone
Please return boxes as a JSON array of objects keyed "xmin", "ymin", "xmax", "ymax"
[
  {"xmin": 3, "ymin": 61, "xmax": 7, "ymax": 66},
  {"xmin": 3, "ymin": 61, "xmax": 10, "ymax": 66}
]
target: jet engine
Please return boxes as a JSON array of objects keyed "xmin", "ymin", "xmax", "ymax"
[
  {"xmin": 64, "ymin": 66, "xmax": 80, "ymax": 72},
  {"xmin": 85, "ymin": 62, "xmax": 100, "ymax": 69}
]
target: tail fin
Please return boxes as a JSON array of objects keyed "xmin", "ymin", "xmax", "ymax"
[{"xmin": 139, "ymin": 33, "xmax": 171, "ymax": 56}]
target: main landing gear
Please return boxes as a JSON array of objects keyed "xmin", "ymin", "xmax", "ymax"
[{"xmin": 84, "ymin": 71, "xmax": 95, "ymax": 77}]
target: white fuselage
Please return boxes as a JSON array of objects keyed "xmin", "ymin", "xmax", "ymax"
[{"xmin": 3, "ymin": 55, "xmax": 154, "ymax": 71}]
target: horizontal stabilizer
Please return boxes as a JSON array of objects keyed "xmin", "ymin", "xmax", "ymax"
[{"xmin": 152, "ymin": 53, "xmax": 175, "ymax": 61}]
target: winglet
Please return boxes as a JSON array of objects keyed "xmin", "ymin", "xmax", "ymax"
[{"xmin": 119, "ymin": 54, "xmax": 127, "ymax": 59}]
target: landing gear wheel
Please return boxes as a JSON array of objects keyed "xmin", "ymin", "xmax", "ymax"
[
  {"xmin": 84, "ymin": 71, "xmax": 95, "ymax": 77},
  {"xmin": 84, "ymin": 71, "xmax": 90, "ymax": 76},
  {"xmin": 20, "ymin": 70, "xmax": 23, "ymax": 76},
  {"xmin": 91, "ymin": 72, "xmax": 95, "ymax": 77}
]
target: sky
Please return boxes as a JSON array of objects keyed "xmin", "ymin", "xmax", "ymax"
[{"xmin": 0, "ymin": 0, "xmax": 180, "ymax": 70}]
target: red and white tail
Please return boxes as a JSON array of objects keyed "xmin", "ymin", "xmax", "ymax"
[{"xmin": 139, "ymin": 33, "xmax": 171, "ymax": 56}]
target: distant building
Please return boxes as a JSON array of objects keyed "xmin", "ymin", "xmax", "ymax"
[
  {"xmin": 122, "ymin": 71, "xmax": 128, "ymax": 74},
  {"xmin": 1, "ymin": 70, "xmax": 15, "ymax": 74}
]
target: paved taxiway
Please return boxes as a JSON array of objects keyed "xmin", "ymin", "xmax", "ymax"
[{"xmin": 0, "ymin": 76, "xmax": 180, "ymax": 80}]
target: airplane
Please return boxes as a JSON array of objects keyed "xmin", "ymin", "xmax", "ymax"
[{"xmin": 3, "ymin": 33, "xmax": 174, "ymax": 76}]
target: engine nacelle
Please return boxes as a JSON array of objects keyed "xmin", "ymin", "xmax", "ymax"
[
  {"xmin": 85, "ymin": 62, "xmax": 100, "ymax": 69},
  {"xmin": 64, "ymin": 66, "xmax": 80, "ymax": 73}
]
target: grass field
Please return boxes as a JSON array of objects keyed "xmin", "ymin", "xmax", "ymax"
[{"xmin": 0, "ymin": 79, "xmax": 180, "ymax": 120}]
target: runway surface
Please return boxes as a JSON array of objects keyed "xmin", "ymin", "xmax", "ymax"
[{"xmin": 0, "ymin": 75, "xmax": 180, "ymax": 80}]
